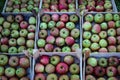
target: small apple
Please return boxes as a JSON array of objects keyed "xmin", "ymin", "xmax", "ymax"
[
  {"xmin": 87, "ymin": 57, "xmax": 97, "ymax": 67},
  {"xmin": 37, "ymin": 39, "xmax": 46, "ymax": 48},
  {"xmin": 39, "ymin": 30, "xmax": 48, "ymax": 39},
  {"xmin": 35, "ymin": 63, "xmax": 44, "ymax": 73}
]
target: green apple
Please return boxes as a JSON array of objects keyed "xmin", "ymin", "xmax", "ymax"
[
  {"xmin": 48, "ymin": 21, "xmax": 56, "ymax": 29},
  {"xmin": 5, "ymin": 67, "xmax": 15, "ymax": 77},
  {"xmin": 100, "ymin": 22, "xmax": 108, "ymax": 30},
  {"xmin": 115, "ymin": 21, "xmax": 120, "ymax": 28},
  {"xmin": 71, "ymin": 75, "xmax": 79, "ymax": 80},
  {"xmin": 83, "ymin": 22, "xmax": 92, "ymax": 31},
  {"xmin": 98, "ymin": 58, "xmax": 107, "ymax": 67},
  {"xmin": 87, "ymin": 57, "xmax": 97, "ymax": 67},
  {"xmin": 17, "ymin": 37, "xmax": 26, "ymax": 46},
  {"xmin": 29, "ymin": 16, "xmax": 36, "ymax": 25},
  {"xmin": 0, "ymin": 66, "xmax": 4, "ymax": 76},
  {"xmin": 0, "ymin": 17, "xmax": 5, "ymax": 25},
  {"xmin": 40, "ymin": 22, "xmax": 47, "ymax": 29},
  {"xmin": 82, "ymin": 39, "xmax": 91, "ymax": 48},
  {"xmin": 8, "ymin": 47, "xmax": 18, "ymax": 53},
  {"xmin": 82, "ymin": 48, "xmax": 91, "ymax": 54},
  {"xmin": 99, "ymin": 31, "xmax": 107, "ymax": 38},
  {"xmin": 83, "ymin": 31, "xmax": 91, "ymax": 39},
  {"xmin": 20, "ymin": 29, "xmax": 28, "ymax": 37},
  {"xmin": 105, "ymin": 13, "xmax": 113, "ymax": 22},
  {"xmin": 1, "ymin": 45, "xmax": 8, "ymax": 52},
  {"xmin": 3, "ymin": 21, "xmax": 11, "ymax": 29},
  {"xmin": 16, "ymin": 67, "xmax": 26, "ymax": 78},
  {"xmin": 60, "ymin": 28, "xmax": 69, "ymax": 38},
  {"xmin": 18, "ymin": 46, "xmax": 26, "ymax": 53},
  {"xmin": 104, "ymin": 2, "xmax": 112, "ymax": 9},
  {"xmin": 94, "ymin": 13, "xmax": 104, "ymax": 23},
  {"xmin": 11, "ymin": 22, "xmax": 19, "ymax": 30},
  {"xmin": 13, "ymin": 8, "xmax": 20, "ymax": 12},
  {"xmin": 91, "ymin": 34, "xmax": 100, "ymax": 43},
  {"xmin": 5, "ymin": 7, "xmax": 13, "ymax": 12},
  {"xmin": 27, "ymin": 48, "xmax": 33, "ymax": 55},
  {"xmin": 66, "ymin": 22, "xmax": 75, "ymax": 30},
  {"xmin": 69, "ymin": 64, "xmax": 79, "ymax": 74},
  {"xmin": 21, "ymin": 8, "xmax": 27, "ymax": 12},
  {"xmin": 62, "ymin": 46, "xmax": 71, "ymax": 52},
  {"xmin": 37, "ymin": 39, "xmax": 46, "ymax": 48},
  {"xmin": 71, "ymin": 28, "xmax": 80, "ymax": 39},
  {"xmin": 90, "ymin": 43, "xmax": 100, "ymax": 51},
  {"xmin": 2, "ymin": 29, "xmax": 10, "ymax": 36},
  {"xmin": 11, "ymin": 30, "xmax": 19, "ymax": 38},
  {"xmin": 99, "ymin": 39, "xmax": 108, "ymax": 48},
  {"xmin": 27, "ymin": 5, "xmax": 34, "ymax": 11},
  {"xmin": 85, "ymin": 14, "xmax": 94, "ymax": 22},
  {"xmin": 26, "ymin": 40, "xmax": 34, "ymax": 48},
  {"xmin": 50, "ymin": 55, "xmax": 60, "ymax": 65},
  {"xmin": 0, "ymin": 55, "xmax": 8, "ymax": 66},
  {"xmin": 113, "ymin": 14, "xmax": 120, "ymax": 21},
  {"xmin": 70, "ymin": 14, "xmax": 79, "ymax": 23},
  {"xmin": 107, "ymin": 28, "xmax": 116, "ymax": 36}
]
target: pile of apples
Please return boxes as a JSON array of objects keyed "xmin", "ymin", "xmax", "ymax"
[
  {"xmin": 37, "ymin": 13, "xmax": 80, "ymax": 52},
  {"xmin": 86, "ymin": 56, "xmax": 120, "ymax": 80},
  {"xmin": 0, "ymin": 54, "xmax": 30, "ymax": 80},
  {"xmin": 82, "ymin": 13, "xmax": 120, "ymax": 53},
  {"xmin": 79, "ymin": 0, "xmax": 113, "ymax": 13},
  {"xmin": 42, "ymin": 0, "xmax": 76, "ymax": 12},
  {"xmin": 0, "ymin": 14, "xmax": 36, "ymax": 53},
  {"xmin": 34, "ymin": 55, "xmax": 80, "ymax": 80},
  {"xmin": 5, "ymin": 0, "xmax": 40, "ymax": 12}
]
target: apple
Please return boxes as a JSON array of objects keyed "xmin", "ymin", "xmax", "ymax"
[
  {"xmin": 56, "ymin": 62, "xmax": 68, "ymax": 74},
  {"xmin": 117, "ymin": 28, "xmax": 120, "ymax": 36},
  {"xmin": 40, "ymin": 55, "xmax": 49, "ymax": 65},
  {"xmin": 45, "ymin": 64, "xmax": 55, "ymax": 73},
  {"xmin": 99, "ymin": 39, "xmax": 108, "ymax": 48},
  {"xmin": 38, "ymin": 48, "xmax": 45, "ymax": 52},
  {"xmin": 0, "ymin": 55, "xmax": 8, "ymax": 66},
  {"xmin": 117, "ymin": 36, "xmax": 120, "ymax": 44},
  {"xmin": 35, "ymin": 73, "xmax": 45, "ymax": 80},
  {"xmin": 39, "ymin": 30, "xmax": 48, "ymax": 39},
  {"xmin": 87, "ymin": 57, "xmax": 97, "ymax": 67},
  {"xmin": 20, "ymin": 21, "xmax": 28, "ymax": 29},
  {"xmin": 46, "ymin": 35, "xmax": 55, "ymax": 44},
  {"xmin": 9, "ymin": 77, "xmax": 18, "ymax": 80},
  {"xmin": 108, "ymin": 21, "xmax": 115, "ymax": 28},
  {"xmin": 98, "ymin": 58, "xmax": 107, "ymax": 67},
  {"xmin": 48, "ymin": 21, "xmax": 56, "ymax": 29},
  {"xmin": 11, "ymin": 30, "xmax": 19, "ymax": 38},
  {"xmin": 56, "ymin": 21, "xmax": 65, "ymax": 29},
  {"xmin": 82, "ymin": 39, "xmax": 91, "ymax": 48},
  {"xmin": 53, "ymin": 47, "xmax": 61, "ymax": 52},
  {"xmin": 83, "ymin": 21, "xmax": 92, "ymax": 31},
  {"xmin": 60, "ymin": 14, "xmax": 69, "ymax": 23},
  {"xmin": 83, "ymin": 31, "xmax": 91, "ymax": 39},
  {"xmin": 113, "ymin": 14, "xmax": 120, "ymax": 21},
  {"xmin": 20, "ymin": 29, "xmax": 28, "ymax": 37},
  {"xmin": 46, "ymin": 74, "xmax": 58, "ymax": 80},
  {"xmin": 64, "ymin": 55, "xmax": 74, "ymax": 65},
  {"xmin": 85, "ymin": 14, "xmax": 94, "ymax": 22},
  {"xmin": 27, "ymin": 32, "xmax": 35, "ymax": 39},
  {"xmin": 107, "ymin": 66, "xmax": 117, "ymax": 77},
  {"xmin": 107, "ymin": 77, "xmax": 118, "ymax": 80},
  {"xmin": 51, "ymin": 14, "xmax": 59, "ymax": 22},
  {"xmin": 37, "ymin": 39, "xmax": 46, "ymax": 48},
  {"xmin": 29, "ymin": 16, "xmax": 36, "ymax": 25},
  {"xmin": 9, "ymin": 56, "xmax": 19, "ymax": 67},
  {"xmin": 18, "ymin": 46, "xmax": 26, "ymax": 53},
  {"xmin": 15, "ymin": 15, "xmax": 23, "ymax": 23},
  {"xmin": 100, "ymin": 22, "xmax": 108, "ymax": 30},
  {"xmin": 86, "ymin": 5, "xmax": 95, "ymax": 11},
  {"xmin": 94, "ymin": 66, "xmax": 105, "ymax": 77},
  {"xmin": 90, "ymin": 43, "xmax": 100, "ymax": 51},
  {"xmin": 0, "ymin": 45, "xmax": 9, "ymax": 52},
  {"xmin": 27, "ymin": 25, "xmax": 36, "ymax": 32},
  {"xmin": 17, "ymin": 37, "xmax": 25, "ymax": 46},
  {"xmin": 108, "ymin": 45, "xmax": 117, "ymax": 52},
  {"xmin": 99, "ymin": 31, "xmax": 107, "ymax": 39},
  {"xmin": 107, "ymin": 36, "xmax": 116, "ymax": 45},
  {"xmin": 16, "ymin": 67, "xmax": 26, "ymax": 78},
  {"xmin": 8, "ymin": 47, "xmax": 18, "ymax": 53},
  {"xmin": 5, "ymin": 67, "xmax": 15, "ymax": 77},
  {"xmin": 1, "ymin": 37, "xmax": 9, "ymax": 45},
  {"xmin": 62, "ymin": 46, "xmax": 71, "ymax": 52},
  {"xmin": 2, "ymin": 29, "xmax": 10, "ymax": 36},
  {"xmin": 92, "ymin": 24, "xmax": 101, "ymax": 33},
  {"xmin": 56, "ymin": 37, "xmax": 65, "ymax": 47},
  {"xmin": 71, "ymin": 43, "xmax": 79, "ymax": 52},
  {"xmin": 19, "ymin": 57, "xmax": 30, "ymax": 68},
  {"xmin": 59, "ymin": 75, "xmax": 69, "ymax": 80},
  {"xmin": 86, "ymin": 75, "xmax": 96, "ymax": 80},
  {"xmin": 66, "ymin": 22, "xmax": 75, "ymax": 30},
  {"xmin": 50, "ymin": 28, "xmax": 59, "ymax": 37},
  {"xmin": 104, "ymin": 2, "xmax": 112, "ymax": 9},
  {"xmin": 109, "ymin": 57, "xmax": 119, "ymax": 66},
  {"xmin": 41, "ymin": 14, "xmax": 51, "ymax": 23},
  {"xmin": 86, "ymin": 65, "xmax": 94, "ymax": 75},
  {"xmin": 70, "ymin": 14, "xmax": 78, "ymax": 23},
  {"xmin": 50, "ymin": 55, "xmax": 60, "ymax": 65},
  {"xmin": 60, "ymin": 28, "xmax": 69, "ymax": 38},
  {"xmin": 0, "ymin": 66, "xmax": 4, "ymax": 76},
  {"xmin": 69, "ymin": 63, "xmax": 79, "ymax": 74},
  {"xmin": 40, "ymin": 22, "xmax": 47, "ymax": 30},
  {"xmin": 94, "ymin": 13, "xmax": 104, "ymax": 23},
  {"xmin": 96, "ymin": 5, "xmax": 104, "ymax": 12},
  {"xmin": 45, "ymin": 44, "xmax": 54, "ymax": 52},
  {"xmin": 20, "ymin": 77, "xmax": 29, "ymax": 80},
  {"xmin": 91, "ymin": 34, "xmax": 100, "ymax": 43},
  {"xmin": 65, "ymin": 36, "xmax": 75, "ymax": 46},
  {"xmin": 35, "ymin": 63, "xmax": 44, "ymax": 73},
  {"xmin": 107, "ymin": 28, "xmax": 116, "ymax": 36},
  {"xmin": 26, "ymin": 40, "xmax": 34, "ymax": 48},
  {"xmin": 71, "ymin": 74, "xmax": 79, "ymax": 80},
  {"xmin": 105, "ymin": 13, "xmax": 113, "ymax": 22},
  {"xmin": 115, "ymin": 21, "xmax": 120, "ymax": 28},
  {"xmin": 0, "ymin": 76, "xmax": 8, "ymax": 80},
  {"xmin": 0, "ymin": 17, "xmax": 5, "ymax": 25},
  {"xmin": 3, "ymin": 21, "xmax": 11, "ymax": 29}
]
